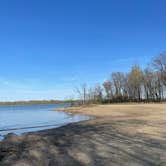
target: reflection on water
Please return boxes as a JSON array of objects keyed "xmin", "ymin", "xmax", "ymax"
[{"xmin": 0, "ymin": 103, "xmax": 89, "ymax": 139}]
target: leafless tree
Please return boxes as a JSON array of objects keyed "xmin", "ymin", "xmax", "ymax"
[
  {"xmin": 72, "ymin": 52, "xmax": 166, "ymax": 104},
  {"xmin": 94, "ymin": 85, "xmax": 103, "ymax": 103},
  {"xmin": 75, "ymin": 83, "xmax": 88, "ymax": 105},
  {"xmin": 111, "ymin": 72, "xmax": 130, "ymax": 101},
  {"xmin": 128, "ymin": 65, "xmax": 143, "ymax": 101},
  {"xmin": 143, "ymin": 68, "xmax": 154, "ymax": 100},
  {"xmin": 153, "ymin": 52, "xmax": 166, "ymax": 86},
  {"xmin": 112, "ymin": 72, "xmax": 124, "ymax": 97},
  {"xmin": 103, "ymin": 80, "xmax": 113, "ymax": 101}
]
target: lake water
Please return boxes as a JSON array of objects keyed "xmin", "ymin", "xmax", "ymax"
[{"xmin": 0, "ymin": 103, "xmax": 89, "ymax": 139}]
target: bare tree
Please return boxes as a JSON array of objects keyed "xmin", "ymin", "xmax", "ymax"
[
  {"xmin": 86, "ymin": 87, "xmax": 96, "ymax": 104},
  {"xmin": 72, "ymin": 52, "xmax": 166, "ymax": 104},
  {"xmin": 143, "ymin": 68, "xmax": 154, "ymax": 100},
  {"xmin": 128, "ymin": 65, "xmax": 143, "ymax": 101},
  {"xmin": 112, "ymin": 72, "xmax": 123, "ymax": 97},
  {"xmin": 153, "ymin": 71, "xmax": 163, "ymax": 101},
  {"xmin": 94, "ymin": 85, "xmax": 103, "ymax": 103},
  {"xmin": 75, "ymin": 83, "xmax": 88, "ymax": 105},
  {"xmin": 111, "ymin": 72, "xmax": 129, "ymax": 101},
  {"xmin": 153, "ymin": 52, "xmax": 166, "ymax": 86},
  {"xmin": 103, "ymin": 80, "xmax": 113, "ymax": 101}
]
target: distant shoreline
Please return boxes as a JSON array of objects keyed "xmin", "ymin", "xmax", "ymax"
[{"xmin": 0, "ymin": 100, "xmax": 70, "ymax": 106}]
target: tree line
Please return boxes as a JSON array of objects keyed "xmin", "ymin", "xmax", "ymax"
[{"xmin": 75, "ymin": 52, "xmax": 166, "ymax": 104}]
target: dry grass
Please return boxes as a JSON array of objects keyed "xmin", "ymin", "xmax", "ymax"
[
  {"xmin": 58, "ymin": 103, "xmax": 166, "ymax": 119},
  {"xmin": 58, "ymin": 104, "xmax": 166, "ymax": 139}
]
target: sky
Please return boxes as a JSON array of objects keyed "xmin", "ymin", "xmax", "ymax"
[{"xmin": 0, "ymin": 0, "xmax": 166, "ymax": 101}]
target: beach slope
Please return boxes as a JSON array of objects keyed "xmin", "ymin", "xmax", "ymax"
[{"xmin": 0, "ymin": 104, "xmax": 166, "ymax": 166}]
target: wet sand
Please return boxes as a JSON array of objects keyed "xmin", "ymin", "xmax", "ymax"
[{"xmin": 0, "ymin": 104, "xmax": 166, "ymax": 166}]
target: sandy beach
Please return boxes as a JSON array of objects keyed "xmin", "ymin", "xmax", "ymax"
[{"xmin": 0, "ymin": 103, "xmax": 166, "ymax": 166}]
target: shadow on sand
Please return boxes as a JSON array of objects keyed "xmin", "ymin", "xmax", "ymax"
[{"xmin": 0, "ymin": 118, "xmax": 166, "ymax": 166}]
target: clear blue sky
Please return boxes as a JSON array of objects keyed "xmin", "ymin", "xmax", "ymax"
[{"xmin": 0, "ymin": 0, "xmax": 166, "ymax": 101}]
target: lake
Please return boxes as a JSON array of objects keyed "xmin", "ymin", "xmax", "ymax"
[{"xmin": 0, "ymin": 103, "xmax": 89, "ymax": 139}]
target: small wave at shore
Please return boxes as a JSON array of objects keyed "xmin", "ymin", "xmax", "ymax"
[{"xmin": 0, "ymin": 104, "xmax": 90, "ymax": 140}]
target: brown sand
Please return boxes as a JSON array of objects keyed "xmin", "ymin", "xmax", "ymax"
[{"xmin": 0, "ymin": 104, "xmax": 166, "ymax": 166}]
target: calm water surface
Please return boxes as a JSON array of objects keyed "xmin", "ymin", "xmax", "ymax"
[{"xmin": 0, "ymin": 103, "xmax": 89, "ymax": 139}]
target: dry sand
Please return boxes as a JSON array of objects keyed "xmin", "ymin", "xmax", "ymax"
[{"xmin": 0, "ymin": 103, "xmax": 166, "ymax": 166}]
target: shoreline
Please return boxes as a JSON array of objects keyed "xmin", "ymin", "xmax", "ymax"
[
  {"xmin": 0, "ymin": 103, "xmax": 166, "ymax": 165},
  {"xmin": 0, "ymin": 113, "xmax": 91, "ymax": 141}
]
